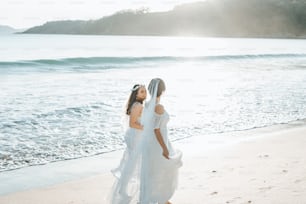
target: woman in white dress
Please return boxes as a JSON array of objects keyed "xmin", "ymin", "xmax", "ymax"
[
  {"xmin": 110, "ymin": 84, "xmax": 147, "ymax": 204},
  {"xmin": 140, "ymin": 78, "xmax": 183, "ymax": 204}
]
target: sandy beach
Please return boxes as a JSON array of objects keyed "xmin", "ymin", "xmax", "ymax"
[{"xmin": 1, "ymin": 122, "xmax": 306, "ymax": 204}]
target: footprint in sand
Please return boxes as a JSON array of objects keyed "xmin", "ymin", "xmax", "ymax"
[
  {"xmin": 210, "ymin": 191, "xmax": 218, "ymax": 195},
  {"xmin": 294, "ymin": 179, "xmax": 302, "ymax": 183},
  {"xmin": 225, "ymin": 196, "xmax": 241, "ymax": 203},
  {"xmin": 258, "ymin": 154, "xmax": 269, "ymax": 158},
  {"xmin": 258, "ymin": 186, "xmax": 273, "ymax": 191},
  {"xmin": 227, "ymin": 200, "xmax": 252, "ymax": 204}
]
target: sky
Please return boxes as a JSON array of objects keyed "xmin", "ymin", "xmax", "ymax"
[{"xmin": 0, "ymin": 0, "xmax": 196, "ymax": 29}]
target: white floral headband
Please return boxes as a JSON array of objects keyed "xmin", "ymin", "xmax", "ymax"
[{"xmin": 131, "ymin": 84, "xmax": 145, "ymax": 92}]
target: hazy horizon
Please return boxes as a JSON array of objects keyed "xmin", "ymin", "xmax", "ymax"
[{"xmin": 0, "ymin": 0, "xmax": 196, "ymax": 29}]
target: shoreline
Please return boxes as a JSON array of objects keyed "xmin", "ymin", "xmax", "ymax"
[
  {"xmin": 16, "ymin": 32, "xmax": 306, "ymax": 40},
  {"xmin": 1, "ymin": 121, "xmax": 306, "ymax": 203},
  {"xmin": 3, "ymin": 32, "xmax": 306, "ymax": 40},
  {"xmin": 1, "ymin": 118, "xmax": 305, "ymax": 175}
]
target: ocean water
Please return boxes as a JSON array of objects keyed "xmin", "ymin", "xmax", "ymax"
[{"xmin": 1, "ymin": 34, "xmax": 306, "ymax": 172}]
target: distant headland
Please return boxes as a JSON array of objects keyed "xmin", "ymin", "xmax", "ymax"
[
  {"xmin": 0, "ymin": 25, "xmax": 26, "ymax": 34},
  {"xmin": 21, "ymin": 0, "xmax": 306, "ymax": 38}
]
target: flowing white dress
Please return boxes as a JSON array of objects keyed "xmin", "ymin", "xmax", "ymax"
[
  {"xmin": 140, "ymin": 107, "xmax": 183, "ymax": 204},
  {"xmin": 110, "ymin": 103, "xmax": 143, "ymax": 204}
]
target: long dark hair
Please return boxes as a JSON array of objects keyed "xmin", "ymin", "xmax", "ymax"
[{"xmin": 126, "ymin": 84, "xmax": 144, "ymax": 115}]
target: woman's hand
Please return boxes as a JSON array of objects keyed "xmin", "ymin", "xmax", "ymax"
[
  {"xmin": 162, "ymin": 148, "xmax": 169, "ymax": 159},
  {"xmin": 140, "ymin": 125, "xmax": 144, "ymax": 130}
]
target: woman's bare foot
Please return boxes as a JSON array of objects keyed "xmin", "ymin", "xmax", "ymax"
[{"xmin": 166, "ymin": 201, "xmax": 172, "ymax": 204}]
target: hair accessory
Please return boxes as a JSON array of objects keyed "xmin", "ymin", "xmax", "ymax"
[{"xmin": 131, "ymin": 84, "xmax": 145, "ymax": 92}]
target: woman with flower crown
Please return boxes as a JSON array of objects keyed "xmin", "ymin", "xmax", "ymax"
[{"xmin": 109, "ymin": 84, "xmax": 147, "ymax": 204}]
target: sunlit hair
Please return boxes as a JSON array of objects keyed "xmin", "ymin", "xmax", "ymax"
[
  {"xmin": 126, "ymin": 84, "xmax": 145, "ymax": 115},
  {"xmin": 148, "ymin": 78, "xmax": 166, "ymax": 97}
]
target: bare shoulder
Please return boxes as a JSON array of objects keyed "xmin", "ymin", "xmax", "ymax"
[
  {"xmin": 131, "ymin": 102, "xmax": 143, "ymax": 113},
  {"xmin": 155, "ymin": 104, "xmax": 164, "ymax": 115}
]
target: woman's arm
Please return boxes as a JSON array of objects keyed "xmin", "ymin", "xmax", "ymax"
[
  {"xmin": 154, "ymin": 104, "xmax": 169, "ymax": 159},
  {"xmin": 129, "ymin": 103, "xmax": 143, "ymax": 130},
  {"xmin": 154, "ymin": 128, "xmax": 169, "ymax": 159}
]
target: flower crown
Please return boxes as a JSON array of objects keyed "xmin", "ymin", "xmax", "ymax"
[{"xmin": 131, "ymin": 84, "xmax": 145, "ymax": 92}]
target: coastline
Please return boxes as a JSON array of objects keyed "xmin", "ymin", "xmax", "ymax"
[
  {"xmin": 12, "ymin": 32, "xmax": 306, "ymax": 40},
  {"xmin": 1, "ymin": 121, "xmax": 306, "ymax": 203}
]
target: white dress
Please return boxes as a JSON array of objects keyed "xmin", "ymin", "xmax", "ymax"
[
  {"xmin": 110, "ymin": 107, "xmax": 143, "ymax": 204},
  {"xmin": 143, "ymin": 108, "xmax": 183, "ymax": 203}
]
